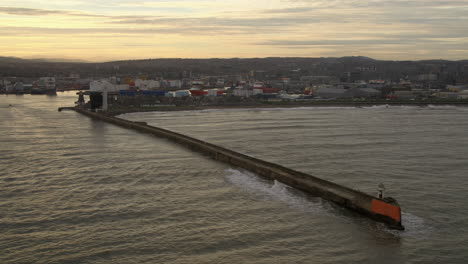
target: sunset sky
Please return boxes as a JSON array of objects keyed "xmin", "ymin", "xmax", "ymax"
[{"xmin": 1, "ymin": 0, "xmax": 467, "ymax": 62}]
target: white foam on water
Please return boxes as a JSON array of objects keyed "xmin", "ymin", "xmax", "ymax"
[
  {"xmin": 225, "ymin": 168, "xmax": 326, "ymax": 214},
  {"xmin": 426, "ymin": 104, "xmax": 458, "ymax": 109},
  {"xmin": 193, "ymin": 106, "xmax": 362, "ymax": 112},
  {"xmin": 362, "ymin": 104, "xmax": 465, "ymax": 111},
  {"xmin": 394, "ymin": 105, "xmax": 420, "ymax": 109},
  {"xmin": 363, "ymin": 104, "xmax": 391, "ymax": 109},
  {"xmin": 226, "ymin": 169, "xmax": 434, "ymax": 238},
  {"xmin": 251, "ymin": 106, "xmax": 356, "ymax": 111},
  {"xmin": 118, "ymin": 103, "xmax": 468, "ymax": 121},
  {"xmin": 363, "ymin": 104, "xmax": 423, "ymax": 110},
  {"xmin": 382, "ymin": 211, "xmax": 433, "ymax": 238}
]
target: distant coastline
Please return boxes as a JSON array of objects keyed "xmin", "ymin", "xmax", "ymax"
[{"xmin": 108, "ymin": 99, "xmax": 468, "ymax": 115}]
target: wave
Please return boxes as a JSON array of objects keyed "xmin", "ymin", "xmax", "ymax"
[
  {"xmin": 363, "ymin": 104, "xmax": 426, "ymax": 110},
  {"xmin": 225, "ymin": 168, "xmax": 326, "ymax": 214},
  {"xmin": 119, "ymin": 105, "xmax": 468, "ymax": 119},
  {"xmin": 359, "ymin": 104, "xmax": 467, "ymax": 110},
  {"xmin": 380, "ymin": 211, "xmax": 433, "ymax": 238},
  {"xmin": 226, "ymin": 169, "xmax": 434, "ymax": 238},
  {"xmin": 426, "ymin": 104, "xmax": 460, "ymax": 109}
]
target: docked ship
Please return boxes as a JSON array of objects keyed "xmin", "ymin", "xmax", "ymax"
[
  {"xmin": 189, "ymin": 80, "xmax": 208, "ymax": 96},
  {"xmin": 31, "ymin": 77, "xmax": 56, "ymax": 95}
]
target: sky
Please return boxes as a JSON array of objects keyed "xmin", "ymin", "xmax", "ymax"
[{"xmin": 1, "ymin": 0, "xmax": 467, "ymax": 62}]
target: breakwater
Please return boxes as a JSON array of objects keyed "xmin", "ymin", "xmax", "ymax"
[{"xmin": 71, "ymin": 107, "xmax": 404, "ymax": 230}]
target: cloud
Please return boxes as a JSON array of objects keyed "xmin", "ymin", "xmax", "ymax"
[
  {"xmin": 0, "ymin": 7, "xmax": 67, "ymax": 15},
  {"xmin": 0, "ymin": 25, "xmax": 255, "ymax": 36},
  {"xmin": 286, "ymin": 0, "xmax": 468, "ymax": 8},
  {"xmin": 262, "ymin": 7, "xmax": 314, "ymax": 13},
  {"xmin": 258, "ymin": 39, "xmax": 417, "ymax": 46},
  {"xmin": 0, "ymin": 6, "xmax": 110, "ymax": 17},
  {"xmin": 258, "ymin": 34, "xmax": 468, "ymax": 45},
  {"xmin": 117, "ymin": 0, "xmax": 218, "ymax": 8},
  {"xmin": 2, "ymin": 0, "xmax": 468, "ymax": 60},
  {"xmin": 108, "ymin": 15, "xmax": 323, "ymax": 30},
  {"xmin": 257, "ymin": 38, "xmax": 468, "ymax": 52}
]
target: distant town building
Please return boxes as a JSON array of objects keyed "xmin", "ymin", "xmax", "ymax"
[
  {"xmin": 251, "ymin": 70, "xmax": 267, "ymax": 81},
  {"xmin": 165, "ymin": 80, "xmax": 182, "ymax": 89},
  {"xmin": 446, "ymin": 85, "xmax": 467, "ymax": 92},
  {"xmin": 417, "ymin": 74, "xmax": 438, "ymax": 81},
  {"xmin": 69, "ymin": 73, "xmax": 80, "ymax": 79},
  {"xmin": 90, "ymin": 79, "xmax": 129, "ymax": 92},
  {"xmin": 314, "ymin": 87, "xmax": 348, "ymax": 98},
  {"xmin": 135, "ymin": 79, "xmax": 161, "ymax": 90},
  {"xmin": 356, "ymin": 66, "xmax": 377, "ymax": 72},
  {"xmin": 233, "ymin": 87, "xmax": 253, "ymax": 97},
  {"xmin": 458, "ymin": 90, "xmax": 468, "ymax": 99}
]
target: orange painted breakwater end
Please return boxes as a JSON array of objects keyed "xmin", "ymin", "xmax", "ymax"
[{"xmin": 371, "ymin": 199, "xmax": 401, "ymax": 222}]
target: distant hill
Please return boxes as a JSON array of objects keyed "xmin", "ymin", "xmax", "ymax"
[
  {"xmin": 0, "ymin": 56, "xmax": 467, "ymax": 83},
  {"xmin": 28, "ymin": 58, "xmax": 90, "ymax": 63},
  {"xmin": 0, "ymin": 56, "xmax": 88, "ymax": 63},
  {"xmin": 0, "ymin": 56, "xmax": 28, "ymax": 63}
]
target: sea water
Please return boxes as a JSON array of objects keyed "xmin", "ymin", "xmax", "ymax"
[{"xmin": 1, "ymin": 92, "xmax": 468, "ymax": 263}]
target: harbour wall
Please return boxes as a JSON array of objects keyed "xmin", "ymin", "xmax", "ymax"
[{"xmin": 72, "ymin": 107, "xmax": 404, "ymax": 230}]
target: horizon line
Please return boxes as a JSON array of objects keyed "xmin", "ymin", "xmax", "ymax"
[{"xmin": 2, "ymin": 55, "xmax": 468, "ymax": 64}]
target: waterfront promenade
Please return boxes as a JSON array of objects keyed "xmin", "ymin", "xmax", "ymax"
[{"xmin": 105, "ymin": 98, "xmax": 468, "ymax": 115}]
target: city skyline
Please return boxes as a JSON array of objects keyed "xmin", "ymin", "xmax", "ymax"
[{"xmin": 1, "ymin": 0, "xmax": 468, "ymax": 62}]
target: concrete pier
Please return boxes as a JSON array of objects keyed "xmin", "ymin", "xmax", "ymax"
[{"xmin": 71, "ymin": 107, "xmax": 404, "ymax": 230}]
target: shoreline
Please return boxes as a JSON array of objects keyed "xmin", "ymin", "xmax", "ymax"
[{"xmin": 108, "ymin": 100, "xmax": 468, "ymax": 115}]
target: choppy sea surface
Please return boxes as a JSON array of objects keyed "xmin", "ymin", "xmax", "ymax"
[{"xmin": 1, "ymin": 92, "xmax": 468, "ymax": 263}]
